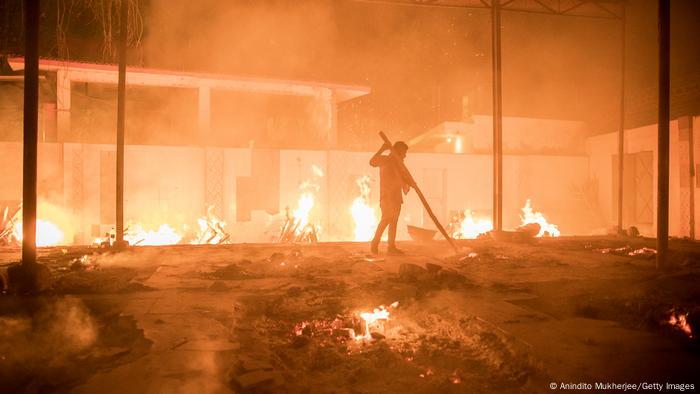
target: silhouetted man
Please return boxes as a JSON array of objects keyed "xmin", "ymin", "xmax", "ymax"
[{"xmin": 369, "ymin": 141, "xmax": 411, "ymax": 255}]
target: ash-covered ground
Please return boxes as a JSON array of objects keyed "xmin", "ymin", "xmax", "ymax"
[{"xmin": 1, "ymin": 237, "xmax": 699, "ymax": 393}]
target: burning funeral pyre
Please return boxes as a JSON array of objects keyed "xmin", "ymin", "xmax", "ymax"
[
  {"xmin": 447, "ymin": 199, "xmax": 560, "ymax": 239},
  {"xmin": 447, "ymin": 209, "xmax": 493, "ymax": 240},
  {"xmin": 278, "ymin": 165, "xmax": 324, "ymax": 243},
  {"xmin": 1, "ymin": 203, "xmax": 68, "ymax": 247},
  {"xmin": 518, "ymin": 199, "xmax": 560, "ymax": 237},
  {"xmin": 95, "ymin": 206, "xmax": 231, "ymax": 247},
  {"xmin": 190, "ymin": 205, "xmax": 231, "ymax": 245},
  {"xmin": 351, "ymin": 175, "xmax": 378, "ymax": 242}
]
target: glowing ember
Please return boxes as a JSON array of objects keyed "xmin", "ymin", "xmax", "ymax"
[
  {"xmin": 356, "ymin": 301, "xmax": 398, "ymax": 341},
  {"xmin": 351, "ymin": 175, "xmax": 378, "ymax": 242},
  {"xmin": 13, "ymin": 219, "xmax": 65, "ymax": 247},
  {"xmin": 125, "ymin": 223, "xmax": 183, "ymax": 246},
  {"xmin": 668, "ymin": 310, "xmax": 693, "ymax": 338},
  {"xmin": 448, "ymin": 210, "xmax": 493, "ymax": 239},
  {"xmin": 520, "ymin": 199, "xmax": 560, "ymax": 237}
]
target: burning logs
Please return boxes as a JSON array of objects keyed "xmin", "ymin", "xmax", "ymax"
[
  {"xmin": 192, "ymin": 206, "xmax": 231, "ymax": 245},
  {"xmin": 278, "ymin": 207, "xmax": 318, "ymax": 243},
  {"xmin": 0, "ymin": 204, "xmax": 22, "ymax": 246},
  {"xmin": 278, "ymin": 166, "xmax": 324, "ymax": 244}
]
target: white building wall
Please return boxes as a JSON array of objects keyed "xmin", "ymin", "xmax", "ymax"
[
  {"xmin": 586, "ymin": 118, "xmax": 700, "ymax": 238},
  {"xmin": 0, "ymin": 142, "xmax": 592, "ymax": 244}
]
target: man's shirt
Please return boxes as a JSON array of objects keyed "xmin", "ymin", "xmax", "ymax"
[{"xmin": 369, "ymin": 154, "xmax": 408, "ymax": 206}]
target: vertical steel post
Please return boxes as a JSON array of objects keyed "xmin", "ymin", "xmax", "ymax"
[
  {"xmin": 656, "ymin": 0, "xmax": 670, "ymax": 269},
  {"xmin": 491, "ymin": 0, "xmax": 503, "ymax": 231},
  {"xmin": 689, "ymin": 117, "xmax": 695, "ymax": 239},
  {"xmin": 115, "ymin": 0, "xmax": 127, "ymax": 247},
  {"xmin": 617, "ymin": 6, "xmax": 626, "ymax": 232},
  {"xmin": 22, "ymin": 0, "xmax": 40, "ymax": 265}
]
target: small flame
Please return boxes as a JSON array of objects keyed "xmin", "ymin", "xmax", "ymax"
[
  {"xmin": 125, "ymin": 223, "xmax": 183, "ymax": 246},
  {"xmin": 351, "ymin": 175, "xmax": 378, "ymax": 242},
  {"xmin": 520, "ymin": 199, "xmax": 560, "ymax": 237},
  {"xmin": 668, "ymin": 311, "xmax": 693, "ymax": 338},
  {"xmin": 355, "ymin": 301, "xmax": 398, "ymax": 341},
  {"xmin": 449, "ymin": 210, "xmax": 493, "ymax": 239}
]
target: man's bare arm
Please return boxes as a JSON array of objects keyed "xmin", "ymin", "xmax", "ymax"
[{"xmin": 369, "ymin": 142, "xmax": 391, "ymax": 167}]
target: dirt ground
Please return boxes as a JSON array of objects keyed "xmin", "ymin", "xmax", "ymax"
[{"xmin": 1, "ymin": 236, "xmax": 699, "ymax": 393}]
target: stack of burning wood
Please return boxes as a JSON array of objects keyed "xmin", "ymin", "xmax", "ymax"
[
  {"xmin": 277, "ymin": 207, "xmax": 318, "ymax": 243},
  {"xmin": 0, "ymin": 204, "xmax": 21, "ymax": 246},
  {"xmin": 192, "ymin": 206, "xmax": 231, "ymax": 245}
]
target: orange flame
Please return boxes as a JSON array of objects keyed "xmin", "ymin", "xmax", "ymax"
[
  {"xmin": 13, "ymin": 219, "xmax": 65, "ymax": 247},
  {"xmin": 668, "ymin": 311, "xmax": 693, "ymax": 338},
  {"xmin": 351, "ymin": 175, "xmax": 378, "ymax": 241},
  {"xmin": 355, "ymin": 301, "xmax": 398, "ymax": 341},
  {"xmin": 125, "ymin": 223, "xmax": 183, "ymax": 246},
  {"xmin": 520, "ymin": 199, "xmax": 560, "ymax": 237},
  {"xmin": 449, "ymin": 210, "xmax": 493, "ymax": 239}
]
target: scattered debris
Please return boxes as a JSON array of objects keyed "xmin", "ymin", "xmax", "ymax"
[
  {"xmin": 230, "ymin": 369, "xmax": 280, "ymax": 391},
  {"xmin": 210, "ymin": 264, "xmax": 251, "ymax": 280},
  {"xmin": 458, "ymin": 252, "xmax": 479, "ymax": 263},
  {"xmin": 399, "ymin": 263, "xmax": 429, "ymax": 282},
  {"xmin": 489, "ymin": 230, "xmax": 532, "ymax": 243},
  {"xmin": 68, "ymin": 254, "xmax": 99, "ymax": 272},
  {"xmin": 6, "ymin": 262, "xmax": 52, "ymax": 294},
  {"xmin": 628, "ymin": 247, "xmax": 657, "ymax": 257},
  {"xmin": 269, "ymin": 252, "xmax": 285, "ymax": 265},
  {"xmin": 169, "ymin": 337, "xmax": 189, "ymax": 350},
  {"xmin": 592, "ymin": 245, "xmax": 657, "ymax": 258}
]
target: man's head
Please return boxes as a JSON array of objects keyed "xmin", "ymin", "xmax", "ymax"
[{"xmin": 393, "ymin": 141, "xmax": 408, "ymax": 159}]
